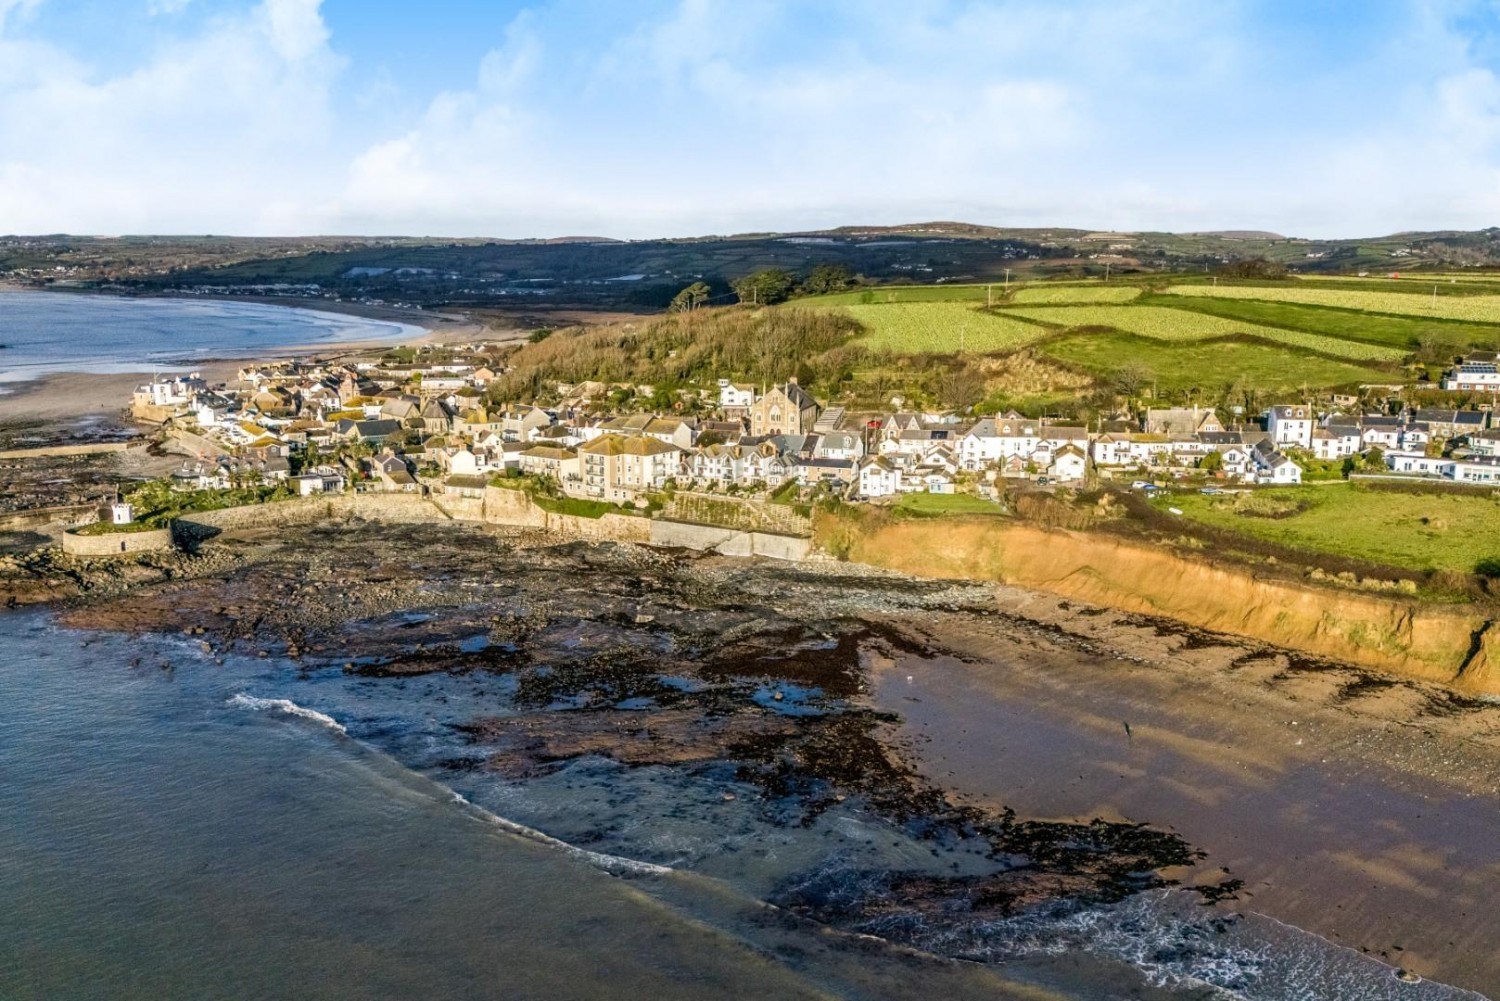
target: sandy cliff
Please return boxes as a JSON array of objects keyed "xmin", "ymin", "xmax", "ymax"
[{"xmin": 819, "ymin": 512, "xmax": 1499, "ymax": 694}]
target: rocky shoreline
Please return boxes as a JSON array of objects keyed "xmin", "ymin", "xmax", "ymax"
[{"xmin": 17, "ymin": 514, "xmax": 1500, "ymax": 992}]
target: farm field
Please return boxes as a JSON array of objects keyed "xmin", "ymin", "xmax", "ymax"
[
  {"xmin": 1165, "ymin": 284, "xmax": 1500, "ymax": 323},
  {"xmin": 1143, "ymin": 293, "xmax": 1500, "ymax": 351},
  {"xmin": 1000, "ymin": 304, "xmax": 1407, "ymax": 361},
  {"xmin": 838, "ymin": 302, "xmax": 1051, "ymax": 354},
  {"xmin": 1154, "ymin": 482, "xmax": 1500, "ymax": 573},
  {"xmin": 1041, "ymin": 332, "xmax": 1387, "ymax": 393},
  {"xmin": 1010, "ymin": 285, "xmax": 1142, "ymax": 304}
]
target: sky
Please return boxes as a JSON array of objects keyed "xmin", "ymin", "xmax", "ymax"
[{"xmin": 1, "ymin": 0, "xmax": 1499, "ymax": 238}]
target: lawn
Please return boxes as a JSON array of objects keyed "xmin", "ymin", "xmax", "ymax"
[
  {"xmin": 837, "ymin": 302, "xmax": 1052, "ymax": 354},
  {"xmin": 894, "ymin": 492, "xmax": 1005, "ymax": 516},
  {"xmin": 1143, "ymin": 293, "xmax": 1500, "ymax": 351},
  {"xmin": 1154, "ymin": 482, "xmax": 1500, "ymax": 573},
  {"xmin": 1040, "ymin": 331, "xmax": 1388, "ymax": 392},
  {"xmin": 1000, "ymin": 305, "xmax": 1407, "ymax": 361},
  {"xmin": 1164, "ymin": 284, "xmax": 1500, "ymax": 324}
]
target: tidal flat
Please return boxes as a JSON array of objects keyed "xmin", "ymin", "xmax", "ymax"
[{"xmin": 38, "ymin": 518, "xmax": 1500, "ymax": 998}]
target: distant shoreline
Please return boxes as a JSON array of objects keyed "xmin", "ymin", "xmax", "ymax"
[
  {"xmin": 0, "ymin": 280, "xmax": 452, "ymax": 331},
  {"xmin": 0, "ymin": 285, "xmax": 484, "ymax": 423}
]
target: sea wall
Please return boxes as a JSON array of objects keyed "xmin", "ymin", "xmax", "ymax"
[
  {"xmin": 62, "ymin": 526, "xmax": 175, "ymax": 557},
  {"xmin": 0, "ymin": 442, "xmax": 135, "ymax": 460},
  {"xmin": 479, "ymin": 486, "xmax": 651, "ymax": 543},
  {"xmin": 816, "ymin": 511, "xmax": 1500, "ymax": 694},
  {"xmin": 0, "ymin": 504, "xmax": 100, "ymax": 531},
  {"xmin": 647, "ymin": 518, "xmax": 812, "ymax": 560},
  {"xmin": 149, "ymin": 489, "xmax": 1500, "ymax": 692}
]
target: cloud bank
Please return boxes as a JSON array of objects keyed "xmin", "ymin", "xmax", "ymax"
[{"xmin": 0, "ymin": 0, "xmax": 1497, "ymax": 237}]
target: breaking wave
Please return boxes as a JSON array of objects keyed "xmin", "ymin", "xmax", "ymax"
[
  {"xmin": 227, "ymin": 694, "xmax": 348, "ymax": 736},
  {"xmin": 846, "ymin": 884, "xmax": 1484, "ymax": 1000},
  {"xmin": 448, "ymin": 791, "xmax": 673, "ymax": 878}
]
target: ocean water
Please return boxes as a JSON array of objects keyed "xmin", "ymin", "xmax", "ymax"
[
  {"xmin": 1, "ymin": 611, "xmax": 1487, "ymax": 1001},
  {"xmin": 0, "ymin": 289, "xmax": 418, "ymax": 382}
]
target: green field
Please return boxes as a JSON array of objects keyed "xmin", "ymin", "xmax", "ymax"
[
  {"xmin": 1041, "ymin": 332, "xmax": 1386, "ymax": 392},
  {"xmin": 1000, "ymin": 305, "xmax": 1407, "ymax": 361},
  {"xmin": 840, "ymin": 302, "xmax": 1051, "ymax": 354},
  {"xmin": 1165, "ymin": 284, "xmax": 1500, "ymax": 323},
  {"xmin": 1144, "ymin": 293, "xmax": 1500, "ymax": 351},
  {"xmin": 1010, "ymin": 285, "xmax": 1142, "ymax": 304},
  {"xmin": 1154, "ymin": 482, "xmax": 1500, "ymax": 573},
  {"xmin": 802, "ymin": 284, "xmax": 1000, "ymax": 306}
]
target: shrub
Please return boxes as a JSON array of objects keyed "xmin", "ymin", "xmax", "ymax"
[{"xmin": 1476, "ymin": 556, "xmax": 1500, "ymax": 578}]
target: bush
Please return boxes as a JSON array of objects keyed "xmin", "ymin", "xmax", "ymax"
[{"xmin": 1476, "ymin": 556, "xmax": 1500, "ymax": 579}]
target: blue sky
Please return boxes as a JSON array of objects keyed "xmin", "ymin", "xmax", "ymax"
[{"xmin": 1, "ymin": 0, "xmax": 1498, "ymax": 237}]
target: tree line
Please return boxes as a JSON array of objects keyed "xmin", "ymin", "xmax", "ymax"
[{"xmin": 670, "ymin": 264, "xmax": 860, "ymax": 311}]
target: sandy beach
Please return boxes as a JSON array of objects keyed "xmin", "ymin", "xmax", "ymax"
[{"xmin": 870, "ymin": 592, "xmax": 1500, "ymax": 994}]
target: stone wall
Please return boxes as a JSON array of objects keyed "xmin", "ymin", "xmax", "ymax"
[
  {"xmin": 479, "ymin": 486, "xmax": 651, "ymax": 543},
  {"xmin": 62, "ymin": 526, "xmax": 175, "ymax": 557},
  {"xmin": 174, "ymin": 494, "xmax": 439, "ymax": 539},
  {"xmin": 167, "ymin": 426, "xmax": 231, "ymax": 458},
  {"xmin": 646, "ymin": 519, "xmax": 812, "ymax": 560},
  {"xmin": 660, "ymin": 491, "xmax": 812, "ymax": 536},
  {"xmin": 0, "ymin": 504, "xmax": 100, "ymax": 531},
  {"xmin": 0, "ymin": 442, "xmax": 134, "ymax": 460}
]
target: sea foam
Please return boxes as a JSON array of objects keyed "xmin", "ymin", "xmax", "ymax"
[
  {"xmin": 227, "ymin": 693, "xmax": 348, "ymax": 736},
  {"xmin": 449, "ymin": 791, "xmax": 673, "ymax": 878}
]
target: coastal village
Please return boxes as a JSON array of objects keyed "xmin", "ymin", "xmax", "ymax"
[{"xmin": 121, "ymin": 343, "xmax": 1500, "ymax": 514}]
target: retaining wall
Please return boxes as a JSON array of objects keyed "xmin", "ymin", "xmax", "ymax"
[
  {"xmin": 646, "ymin": 518, "xmax": 812, "ymax": 560},
  {"xmin": 480, "ymin": 486, "xmax": 651, "ymax": 543}
]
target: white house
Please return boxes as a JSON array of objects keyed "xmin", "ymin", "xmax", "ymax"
[
  {"xmin": 1266, "ymin": 405, "xmax": 1314, "ymax": 449},
  {"xmin": 717, "ymin": 379, "xmax": 757, "ymax": 413},
  {"xmin": 1049, "ymin": 444, "xmax": 1088, "ymax": 483},
  {"xmin": 857, "ymin": 456, "xmax": 902, "ymax": 498},
  {"xmin": 1252, "ymin": 439, "xmax": 1303, "ymax": 484},
  {"xmin": 291, "ymin": 466, "xmax": 346, "ymax": 496},
  {"xmin": 1441, "ymin": 355, "xmax": 1500, "ymax": 392}
]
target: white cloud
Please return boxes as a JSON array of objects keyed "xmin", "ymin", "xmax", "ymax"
[
  {"xmin": 0, "ymin": 0, "xmax": 343, "ymax": 234},
  {"xmin": 3, "ymin": 1, "xmax": 1500, "ymax": 237}
]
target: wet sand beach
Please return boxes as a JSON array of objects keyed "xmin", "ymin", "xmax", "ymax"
[{"xmin": 871, "ymin": 596, "xmax": 1500, "ymax": 992}]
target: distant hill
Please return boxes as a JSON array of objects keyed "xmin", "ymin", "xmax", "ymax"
[
  {"xmin": 4, "ymin": 223, "xmax": 1500, "ymax": 314},
  {"xmin": 1185, "ymin": 230, "xmax": 1287, "ymax": 240}
]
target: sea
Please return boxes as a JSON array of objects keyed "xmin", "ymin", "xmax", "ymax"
[
  {"xmin": 0, "ymin": 289, "xmax": 419, "ymax": 383},
  {"xmin": 3, "ymin": 611, "xmax": 1488, "ymax": 1001},
  {"xmin": 0, "ymin": 293, "xmax": 1490, "ymax": 999}
]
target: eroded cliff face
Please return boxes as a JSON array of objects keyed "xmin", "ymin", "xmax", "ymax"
[{"xmin": 818, "ymin": 513, "xmax": 1497, "ymax": 694}]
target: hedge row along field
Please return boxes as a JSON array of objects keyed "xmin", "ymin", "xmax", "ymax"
[
  {"xmin": 1164, "ymin": 284, "xmax": 1500, "ymax": 323},
  {"xmin": 839, "ymin": 302, "xmax": 1051, "ymax": 354},
  {"xmin": 1010, "ymin": 285, "xmax": 1142, "ymax": 304},
  {"xmin": 1145, "ymin": 293, "xmax": 1500, "ymax": 351},
  {"xmin": 801, "ymin": 284, "xmax": 996, "ymax": 306},
  {"xmin": 1041, "ymin": 332, "xmax": 1390, "ymax": 394},
  {"xmin": 1000, "ymin": 304, "xmax": 1408, "ymax": 361}
]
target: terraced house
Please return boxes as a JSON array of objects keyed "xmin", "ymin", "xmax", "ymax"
[{"xmin": 578, "ymin": 434, "xmax": 683, "ymax": 503}]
